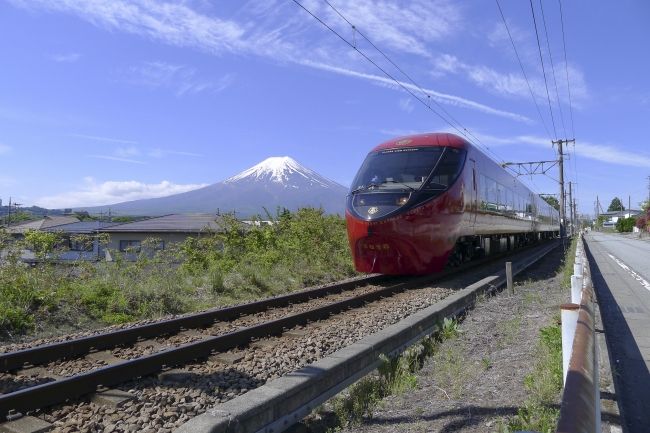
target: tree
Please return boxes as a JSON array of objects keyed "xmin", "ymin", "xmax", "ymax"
[
  {"xmin": 541, "ymin": 195, "xmax": 560, "ymax": 211},
  {"xmin": 616, "ymin": 217, "xmax": 636, "ymax": 233},
  {"xmin": 607, "ymin": 197, "xmax": 625, "ymax": 212}
]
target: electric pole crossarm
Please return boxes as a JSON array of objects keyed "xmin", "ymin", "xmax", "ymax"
[{"xmin": 501, "ymin": 160, "xmax": 559, "ymax": 177}]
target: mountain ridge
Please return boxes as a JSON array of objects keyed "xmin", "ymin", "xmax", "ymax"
[{"xmin": 73, "ymin": 157, "xmax": 348, "ymax": 217}]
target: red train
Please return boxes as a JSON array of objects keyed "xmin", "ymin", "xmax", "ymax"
[{"xmin": 346, "ymin": 133, "xmax": 560, "ymax": 275}]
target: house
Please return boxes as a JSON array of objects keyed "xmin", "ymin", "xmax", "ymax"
[
  {"xmin": 601, "ymin": 210, "xmax": 641, "ymax": 227},
  {"xmin": 44, "ymin": 221, "xmax": 121, "ymax": 260},
  {"xmin": 99, "ymin": 214, "xmax": 228, "ymax": 253},
  {"xmin": 6, "ymin": 215, "xmax": 80, "ymax": 236}
]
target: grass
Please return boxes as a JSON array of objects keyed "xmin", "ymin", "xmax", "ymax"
[
  {"xmin": 327, "ymin": 318, "xmax": 461, "ymax": 430},
  {"xmin": 0, "ymin": 208, "xmax": 356, "ymax": 338},
  {"xmin": 560, "ymin": 235, "xmax": 579, "ymax": 290},
  {"xmin": 499, "ymin": 323, "xmax": 562, "ymax": 433},
  {"xmin": 499, "ymin": 239, "xmax": 574, "ymax": 433}
]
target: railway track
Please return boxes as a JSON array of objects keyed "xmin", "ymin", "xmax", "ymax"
[{"xmin": 0, "ymin": 241, "xmax": 557, "ymax": 431}]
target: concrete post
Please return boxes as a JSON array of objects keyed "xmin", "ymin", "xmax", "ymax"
[
  {"xmin": 570, "ymin": 275, "xmax": 583, "ymax": 304},
  {"xmin": 561, "ymin": 303, "xmax": 580, "ymax": 385},
  {"xmin": 506, "ymin": 262, "xmax": 513, "ymax": 294}
]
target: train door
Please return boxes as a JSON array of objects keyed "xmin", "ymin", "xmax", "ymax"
[{"xmin": 470, "ymin": 158, "xmax": 478, "ymax": 227}]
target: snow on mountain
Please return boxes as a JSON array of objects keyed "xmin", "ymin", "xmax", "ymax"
[
  {"xmin": 225, "ymin": 156, "xmax": 333, "ymax": 188},
  {"xmin": 74, "ymin": 156, "xmax": 348, "ymax": 216}
]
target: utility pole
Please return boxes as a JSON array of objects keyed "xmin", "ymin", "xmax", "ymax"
[
  {"xmin": 568, "ymin": 182, "xmax": 574, "ymax": 236},
  {"xmin": 552, "ymin": 139, "xmax": 574, "ymax": 239}
]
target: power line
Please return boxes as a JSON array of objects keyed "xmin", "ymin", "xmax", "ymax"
[
  {"xmin": 494, "ymin": 0, "xmax": 553, "ymax": 142},
  {"xmin": 538, "ymin": 0, "xmax": 568, "ymax": 139},
  {"xmin": 557, "ymin": 0, "xmax": 575, "ymax": 139},
  {"xmin": 529, "ymin": 0, "xmax": 558, "ymax": 140},
  {"xmin": 322, "ymin": 0, "xmax": 489, "ymax": 151},
  {"xmin": 291, "ymin": 0, "xmax": 504, "ymax": 163}
]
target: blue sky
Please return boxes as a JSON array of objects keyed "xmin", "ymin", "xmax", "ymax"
[{"xmin": 1, "ymin": 0, "xmax": 649, "ymax": 215}]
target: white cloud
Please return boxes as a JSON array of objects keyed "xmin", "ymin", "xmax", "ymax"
[
  {"xmin": 70, "ymin": 133, "xmax": 138, "ymax": 144},
  {"xmin": 115, "ymin": 146, "xmax": 140, "ymax": 158},
  {"xmin": 311, "ymin": 0, "xmax": 462, "ymax": 57},
  {"xmin": 433, "ymin": 54, "xmax": 588, "ymax": 109},
  {"xmin": 303, "ymin": 60, "xmax": 533, "ymax": 123},
  {"xmin": 125, "ymin": 61, "xmax": 233, "ymax": 96},
  {"xmin": 50, "ymin": 52, "xmax": 81, "ymax": 62},
  {"xmin": 148, "ymin": 148, "xmax": 203, "ymax": 158},
  {"xmin": 398, "ymin": 97, "xmax": 414, "ymax": 113},
  {"xmin": 9, "ymin": 0, "xmax": 534, "ymax": 123},
  {"xmin": 35, "ymin": 177, "xmax": 208, "ymax": 208},
  {"xmin": 475, "ymin": 133, "xmax": 650, "ymax": 168},
  {"xmin": 88, "ymin": 154, "xmax": 146, "ymax": 165},
  {"xmin": 0, "ymin": 143, "xmax": 11, "ymax": 154}
]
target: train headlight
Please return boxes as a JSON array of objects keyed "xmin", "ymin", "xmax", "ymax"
[{"xmin": 397, "ymin": 196, "xmax": 409, "ymax": 206}]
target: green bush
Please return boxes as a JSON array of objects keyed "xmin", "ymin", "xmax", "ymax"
[
  {"xmin": 615, "ymin": 216, "xmax": 636, "ymax": 232},
  {"xmin": 0, "ymin": 208, "xmax": 355, "ymax": 336}
]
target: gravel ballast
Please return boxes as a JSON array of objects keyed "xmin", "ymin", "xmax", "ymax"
[{"xmin": 297, "ymin": 246, "xmax": 570, "ymax": 433}]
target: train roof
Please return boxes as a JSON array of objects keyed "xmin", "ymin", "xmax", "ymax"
[{"xmin": 372, "ymin": 133, "xmax": 470, "ymax": 152}]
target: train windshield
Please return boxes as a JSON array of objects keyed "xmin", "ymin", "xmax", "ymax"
[
  {"xmin": 349, "ymin": 146, "xmax": 466, "ymax": 220},
  {"xmin": 351, "ymin": 147, "xmax": 466, "ymax": 193}
]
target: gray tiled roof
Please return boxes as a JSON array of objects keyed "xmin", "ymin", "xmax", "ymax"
[
  {"xmin": 7, "ymin": 216, "xmax": 80, "ymax": 233},
  {"xmin": 44, "ymin": 221, "xmax": 121, "ymax": 234},
  {"xmin": 101, "ymin": 214, "xmax": 226, "ymax": 233}
]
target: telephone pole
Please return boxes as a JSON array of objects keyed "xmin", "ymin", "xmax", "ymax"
[
  {"xmin": 552, "ymin": 139, "xmax": 574, "ymax": 239},
  {"xmin": 568, "ymin": 181, "xmax": 574, "ymax": 236}
]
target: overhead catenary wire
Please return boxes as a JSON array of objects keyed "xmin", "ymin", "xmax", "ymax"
[
  {"xmin": 321, "ymin": 0, "xmax": 488, "ymax": 150},
  {"xmin": 529, "ymin": 0, "xmax": 558, "ymax": 141},
  {"xmin": 557, "ymin": 0, "xmax": 575, "ymax": 139},
  {"xmin": 291, "ymin": 0, "xmax": 505, "ymax": 164},
  {"xmin": 557, "ymin": 0, "xmax": 579, "ymax": 215},
  {"xmin": 494, "ymin": 0, "xmax": 553, "ymax": 142},
  {"xmin": 538, "ymin": 0, "xmax": 568, "ymax": 140}
]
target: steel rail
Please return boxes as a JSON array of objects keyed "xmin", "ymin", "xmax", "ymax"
[
  {"xmin": 0, "ymin": 272, "xmax": 441, "ymax": 420},
  {"xmin": 1, "ymin": 238, "xmax": 546, "ymax": 372},
  {"xmin": 0, "ymin": 239, "xmax": 558, "ymax": 420},
  {"xmin": 0, "ymin": 275, "xmax": 394, "ymax": 372}
]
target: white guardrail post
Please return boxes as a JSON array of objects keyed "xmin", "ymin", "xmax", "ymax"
[{"xmin": 557, "ymin": 233, "xmax": 601, "ymax": 433}]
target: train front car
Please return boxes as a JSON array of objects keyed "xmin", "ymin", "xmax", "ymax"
[{"xmin": 346, "ymin": 133, "xmax": 469, "ymax": 275}]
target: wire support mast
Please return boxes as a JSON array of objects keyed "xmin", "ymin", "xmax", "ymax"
[{"xmin": 501, "ymin": 160, "xmax": 559, "ymax": 177}]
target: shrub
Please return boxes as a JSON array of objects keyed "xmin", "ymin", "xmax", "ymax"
[
  {"xmin": 1, "ymin": 208, "xmax": 355, "ymax": 336},
  {"xmin": 615, "ymin": 216, "xmax": 636, "ymax": 232}
]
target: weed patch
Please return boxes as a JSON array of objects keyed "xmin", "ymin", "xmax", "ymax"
[
  {"xmin": 329, "ymin": 318, "xmax": 461, "ymax": 428},
  {"xmin": 500, "ymin": 323, "xmax": 562, "ymax": 433},
  {"xmin": 0, "ymin": 208, "xmax": 355, "ymax": 337}
]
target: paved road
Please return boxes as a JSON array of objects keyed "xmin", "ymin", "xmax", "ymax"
[{"xmin": 584, "ymin": 232, "xmax": 650, "ymax": 433}]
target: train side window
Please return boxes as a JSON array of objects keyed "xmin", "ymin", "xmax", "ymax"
[{"xmin": 486, "ymin": 177, "xmax": 498, "ymax": 211}]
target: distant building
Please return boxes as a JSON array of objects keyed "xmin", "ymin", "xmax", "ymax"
[
  {"xmin": 44, "ymin": 221, "xmax": 121, "ymax": 260},
  {"xmin": 6, "ymin": 215, "xmax": 80, "ymax": 236},
  {"xmin": 99, "ymin": 214, "xmax": 229, "ymax": 254},
  {"xmin": 600, "ymin": 210, "xmax": 642, "ymax": 229}
]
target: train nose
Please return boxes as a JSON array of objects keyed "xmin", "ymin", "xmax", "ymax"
[{"xmin": 354, "ymin": 237, "xmax": 411, "ymax": 274}]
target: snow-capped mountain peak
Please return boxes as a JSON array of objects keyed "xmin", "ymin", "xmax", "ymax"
[{"xmin": 225, "ymin": 156, "xmax": 334, "ymax": 188}]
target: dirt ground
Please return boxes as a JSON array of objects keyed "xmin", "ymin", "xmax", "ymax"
[{"xmin": 297, "ymin": 245, "xmax": 569, "ymax": 433}]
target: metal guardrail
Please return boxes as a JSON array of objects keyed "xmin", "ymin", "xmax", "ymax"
[{"xmin": 557, "ymin": 234, "xmax": 600, "ymax": 433}]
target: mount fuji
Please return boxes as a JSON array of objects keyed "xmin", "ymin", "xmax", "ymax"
[{"xmin": 75, "ymin": 157, "xmax": 349, "ymax": 217}]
